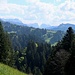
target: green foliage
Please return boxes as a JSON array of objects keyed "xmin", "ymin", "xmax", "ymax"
[
  {"xmin": 50, "ymin": 30, "xmax": 64, "ymax": 44},
  {"xmin": 64, "ymin": 38, "xmax": 75, "ymax": 75},
  {"xmin": 70, "ymin": 38, "xmax": 75, "ymax": 56},
  {"xmin": 0, "ymin": 22, "xmax": 13, "ymax": 65},
  {"xmin": 33, "ymin": 67, "xmax": 42, "ymax": 75},
  {"xmin": 0, "ymin": 22, "xmax": 7, "ymax": 63},
  {"xmin": 1, "ymin": 21, "xmax": 64, "ymax": 50},
  {"xmin": 0, "ymin": 63, "xmax": 27, "ymax": 75},
  {"xmin": 13, "ymin": 41, "xmax": 51, "ymax": 75},
  {"xmin": 26, "ymin": 41, "xmax": 51, "ymax": 75},
  {"xmin": 2, "ymin": 21, "xmax": 75, "ymax": 75},
  {"xmin": 62, "ymin": 27, "xmax": 74, "ymax": 51},
  {"xmin": 44, "ymin": 27, "xmax": 75, "ymax": 75}
]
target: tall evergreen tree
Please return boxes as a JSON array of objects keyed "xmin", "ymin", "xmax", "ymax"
[
  {"xmin": 44, "ymin": 27, "xmax": 74, "ymax": 75},
  {"xmin": 0, "ymin": 22, "xmax": 13, "ymax": 65},
  {"xmin": 62, "ymin": 27, "xmax": 74, "ymax": 51},
  {"xmin": 65, "ymin": 38, "xmax": 75, "ymax": 75}
]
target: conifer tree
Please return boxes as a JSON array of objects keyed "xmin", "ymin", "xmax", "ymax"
[
  {"xmin": 44, "ymin": 27, "xmax": 74, "ymax": 75},
  {"xmin": 0, "ymin": 22, "xmax": 13, "ymax": 65},
  {"xmin": 65, "ymin": 38, "xmax": 75, "ymax": 75},
  {"xmin": 62, "ymin": 27, "xmax": 74, "ymax": 51}
]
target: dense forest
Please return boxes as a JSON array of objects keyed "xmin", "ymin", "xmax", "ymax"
[
  {"xmin": 1, "ymin": 21, "xmax": 64, "ymax": 50},
  {"xmin": 0, "ymin": 21, "xmax": 75, "ymax": 75},
  {"xmin": 44, "ymin": 27, "xmax": 75, "ymax": 75}
]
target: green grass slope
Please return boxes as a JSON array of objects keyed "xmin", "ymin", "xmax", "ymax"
[{"xmin": 0, "ymin": 63, "xmax": 27, "ymax": 75}]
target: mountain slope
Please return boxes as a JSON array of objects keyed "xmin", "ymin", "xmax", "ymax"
[
  {"xmin": 27, "ymin": 23, "xmax": 39, "ymax": 28},
  {"xmin": 1, "ymin": 18, "xmax": 27, "ymax": 26},
  {"xmin": 0, "ymin": 63, "xmax": 27, "ymax": 75},
  {"xmin": 52, "ymin": 23, "xmax": 75, "ymax": 31},
  {"xmin": 0, "ymin": 20, "xmax": 64, "ymax": 50}
]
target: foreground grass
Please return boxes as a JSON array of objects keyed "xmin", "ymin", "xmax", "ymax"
[{"xmin": 0, "ymin": 63, "xmax": 27, "ymax": 75}]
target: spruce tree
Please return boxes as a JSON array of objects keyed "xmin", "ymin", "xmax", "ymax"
[
  {"xmin": 65, "ymin": 38, "xmax": 75, "ymax": 75},
  {"xmin": 43, "ymin": 27, "xmax": 74, "ymax": 75},
  {"xmin": 0, "ymin": 22, "xmax": 13, "ymax": 65},
  {"xmin": 62, "ymin": 27, "xmax": 74, "ymax": 51}
]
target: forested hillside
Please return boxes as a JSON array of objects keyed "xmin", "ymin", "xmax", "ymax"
[
  {"xmin": 0, "ymin": 20, "xmax": 75, "ymax": 75},
  {"xmin": 13, "ymin": 41, "xmax": 51, "ymax": 75},
  {"xmin": 0, "ymin": 21, "xmax": 52, "ymax": 75},
  {"xmin": 0, "ymin": 0, "xmax": 75, "ymax": 75},
  {"xmin": 44, "ymin": 27, "xmax": 75, "ymax": 75},
  {"xmin": 1, "ymin": 21, "xmax": 64, "ymax": 50}
]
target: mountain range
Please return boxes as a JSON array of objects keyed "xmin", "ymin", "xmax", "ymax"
[
  {"xmin": 51, "ymin": 23, "xmax": 75, "ymax": 31},
  {"xmin": 1, "ymin": 18, "xmax": 75, "ymax": 50},
  {"xmin": 2, "ymin": 18, "xmax": 27, "ymax": 26},
  {"xmin": 1, "ymin": 18, "xmax": 75, "ymax": 32},
  {"xmin": 0, "ymin": 19, "xmax": 65, "ymax": 50}
]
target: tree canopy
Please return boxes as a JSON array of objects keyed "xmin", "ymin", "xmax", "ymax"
[
  {"xmin": 0, "ymin": 21, "xmax": 13, "ymax": 65},
  {"xmin": 44, "ymin": 27, "xmax": 75, "ymax": 75}
]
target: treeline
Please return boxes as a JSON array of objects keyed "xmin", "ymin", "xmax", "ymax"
[
  {"xmin": 0, "ymin": 21, "xmax": 51, "ymax": 75},
  {"xmin": 14, "ymin": 41, "xmax": 51, "ymax": 75},
  {"xmin": 44, "ymin": 27, "xmax": 75, "ymax": 75},
  {"xmin": 0, "ymin": 21, "xmax": 75, "ymax": 75},
  {"xmin": 2, "ymin": 21, "xmax": 64, "ymax": 50},
  {"xmin": 0, "ymin": 22, "xmax": 14, "ymax": 66}
]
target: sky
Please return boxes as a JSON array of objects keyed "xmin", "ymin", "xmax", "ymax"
[{"xmin": 0, "ymin": 0, "xmax": 75, "ymax": 26}]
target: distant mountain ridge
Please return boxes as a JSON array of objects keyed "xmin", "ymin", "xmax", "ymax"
[
  {"xmin": 1, "ymin": 18, "xmax": 27, "ymax": 26},
  {"xmin": 27, "ymin": 23, "xmax": 39, "ymax": 28},
  {"xmin": 51, "ymin": 23, "xmax": 75, "ymax": 31},
  {"xmin": 40, "ymin": 24, "xmax": 50, "ymax": 29},
  {"xmin": 0, "ymin": 18, "xmax": 57, "ymax": 29},
  {"xmin": 1, "ymin": 18, "xmax": 75, "ymax": 32},
  {"xmin": 0, "ymin": 20, "xmax": 64, "ymax": 50}
]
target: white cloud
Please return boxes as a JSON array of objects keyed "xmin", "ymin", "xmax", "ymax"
[
  {"xmin": 0, "ymin": 4, "xmax": 27, "ymax": 15},
  {"xmin": 51, "ymin": 0, "xmax": 75, "ymax": 25},
  {"xmin": 24, "ymin": 1, "xmax": 56, "ymax": 24},
  {"xmin": 0, "ymin": 0, "xmax": 7, "ymax": 4},
  {"xmin": 0, "ymin": 0, "xmax": 75, "ymax": 26},
  {"xmin": 26, "ymin": 0, "xmax": 40, "ymax": 4}
]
